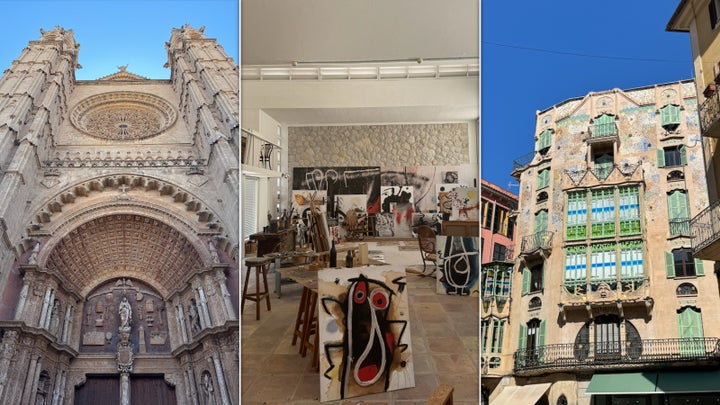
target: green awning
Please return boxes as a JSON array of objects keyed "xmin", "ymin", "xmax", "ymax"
[
  {"xmin": 586, "ymin": 373, "xmax": 659, "ymax": 394},
  {"xmin": 587, "ymin": 371, "xmax": 720, "ymax": 395},
  {"xmin": 655, "ymin": 371, "xmax": 720, "ymax": 393}
]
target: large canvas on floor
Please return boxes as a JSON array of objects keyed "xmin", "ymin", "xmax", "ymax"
[
  {"xmin": 318, "ymin": 267, "xmax": 415, "ymax": 401},
  {"xmin": 436, "ymin": 236, "xmax": 480, "ymax": 296}
]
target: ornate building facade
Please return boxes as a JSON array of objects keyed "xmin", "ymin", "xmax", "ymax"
[
  {"xmin": 492, "ymin": 80, "xmax": 720, "ymax": 404},
  {"xmin": 0, "ymin": 25, "xmax": 239, "ymax": 404}
]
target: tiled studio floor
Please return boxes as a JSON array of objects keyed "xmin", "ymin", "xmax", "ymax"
[{"xmin": 240, "ymin": 242, "xmax": 480, "ymax": 405}]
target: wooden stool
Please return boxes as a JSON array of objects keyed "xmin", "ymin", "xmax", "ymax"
[
  {"xmin": 241, "ymin": 257, "xmax": 272, "ymax": 320},
  {"xmin": 291, "ymin": 287, "xmax": 311, "ymax": 346},
  {"xmin": 300, "ymin": 288, "xmax": 319, "ymax": 370}
]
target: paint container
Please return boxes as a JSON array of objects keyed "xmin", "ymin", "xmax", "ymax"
[{"xmin": 358, "ymin": 243, "xmax": 369, "ymax": 265}]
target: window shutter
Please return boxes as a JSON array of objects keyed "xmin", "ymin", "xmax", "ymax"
[
  {"xmin": 660, "ymin": 106, "xmax": 670, "ymax": 126},
  {"xmin": 538, "ymin": 320, "xmax": 546, "ymax": 347},
  {"xmin": 711, "ymin": 0, "xmax": 718, "ymax": 30},
  {"xmin": 657, "ymin": 148, "xmax": 665, "ymax": 168},
  {"xmin": 522, "ymin": 268, "xmax": 530, "ymax": 295},
  {"xmin": 242, "ymin": 176, "xmax": 259, "ymax": 239},
  {"xmin": 535, "ymin": 210, "xmax": 548, "ymax": 233},
  {"xmin": 680, "ymin": 145, "xmax": 688, "ymax": 165},
  {"xmin": 695, "ymin": 258, "xmax": 705, "ymax": 276},
  {"xmin": 665, "ymin": 251, "xmax": 675, "ymax": 278},
  {"xmin": 518, "ymin": 324, "xmax": 528, "ymax": 353},
  {"xmin": 541, "ymin": 261, "xmax": 546, "ymax": 290}
]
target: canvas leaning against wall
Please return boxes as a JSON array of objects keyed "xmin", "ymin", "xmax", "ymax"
[
  {"xmin": 317, "ymin": 267, "xmax": 415, "ymax": 402},
  {"xmin": 436, "ymin": 236, "xmax": 480, "ymax": 296}
]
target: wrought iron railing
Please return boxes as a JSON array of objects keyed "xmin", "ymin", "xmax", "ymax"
[
  {"xmin": 514, "ymin": 337, "xmax": 720, "ymax": 373},
  {"xmin": 520, "ymin": 231, "xmax": 553, "ymax": 254},
  {"xmin": 700, "ymin": 92, "xmax": 720, "ymax": 135},
  {"xmin": 669, "ymin": 218, "xmax": 691, "ymax": 236},
  {"xmin": 690, "ymin": 200, "xmax": 720, "ymax": 254},
  {"xmin": 512, "ymin": 151, "xmax": 535, "ymax": 172},
  {"xmin": 588, "ymin": 123, "xmax": 618, "ymax": 140}
]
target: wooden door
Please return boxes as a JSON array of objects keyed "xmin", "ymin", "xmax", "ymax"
[
  {"xmin": 131, "ymin": 375, "xmax": 177, "ymax": 405},
  {"xmin": 74, "ymin": 375, "xmax": 120, "ymax": 405}
]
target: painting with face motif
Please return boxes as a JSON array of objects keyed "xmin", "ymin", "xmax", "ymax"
[
  {"xmin": 317, "ymin": 267, "xmax": 414, "ymax": 401},
  {"xmin": 436, "ymin": 235, "xmax": 480, "ymax": 296}
]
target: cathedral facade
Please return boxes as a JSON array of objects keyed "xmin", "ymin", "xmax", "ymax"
[{"xmin": 0, "ymin": 25, "xmax": 239, "ymax": 404}]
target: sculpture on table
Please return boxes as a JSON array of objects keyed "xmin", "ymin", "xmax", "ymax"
[{"xmin": 119, "ymin": 297, "xmax": 132, "ymax": 330}]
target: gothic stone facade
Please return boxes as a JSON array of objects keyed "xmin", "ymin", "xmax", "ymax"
[{"xmin": 0, "ymin": 26, "xmax": 239, "ymax": 404}]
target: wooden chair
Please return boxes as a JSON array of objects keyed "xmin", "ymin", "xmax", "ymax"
[{"xmin": 417, "ymin": 225, "xmax": 437, "ymax": 274}]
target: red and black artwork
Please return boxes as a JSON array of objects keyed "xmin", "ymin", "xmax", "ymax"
[{"xmin": 318, "ymin": 267, "xmax": 415, "ymax": 401}]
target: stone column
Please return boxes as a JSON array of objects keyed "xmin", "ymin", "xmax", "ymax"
[
  {"xmin": 193, "ymin": 290, "xmax": 206, "ymax": 330},
  {"xmin": 38, "ymin": 288, "xmax": 51, "ymax": 327},
  {"xmin": 14, "ymin": 281, "xmax": 29, "ymax": 321},
  {"xmin": 119, "ymin": 372, "xmax": 130, "ymax": 405},
  {"xmin": 61, "ymin": 305, "xmax": 73, "ymax": 344},
  {"xmin": 21, "ymin": 355, "xmax": 41, "ymax": 405},
  {"xmin": 211, "ymin": 355, "xmax": 231, "ymax": 405},
  {"xmin": 197, "ymin": 287, "xmax": 212, "ymax": 327},
  {"xmin": 186, "ymin": 365, "xmax": 199, "ymax": 405},
  {"xmin": 0, "ymin": 331, "xmax": 18, "ymax": 401},
  {"xmin": 50, "ymin": 368, "xmax": 64, "ymax": 405},
  {"xmin": 43, "ymin": 292, "xmax": 55, "ymax": 329},
  {"xmin": 176, "ymin": 304, "xmax": 189, "ymax": 344}
]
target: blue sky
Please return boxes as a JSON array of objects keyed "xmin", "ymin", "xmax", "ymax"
[
  {"xmin": 481, "ymin": 1, "xmax": 694, "ymax": 191},
  {"xmin": 0, "ymin": 1, "xmax": 238, "ymax": 80}
]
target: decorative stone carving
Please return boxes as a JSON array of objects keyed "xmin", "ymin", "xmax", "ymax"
[
  {"xmin": 70, "ymin": 92, "xmax": 177, "ymax": 140},
  {"xmin": 188, "ymin": 300, "xmax": 201, "ymax": 333},
  {"xmin": 201, "ymin": 371, "xmax": 217, "ymax": 405},
  {"xmin": 119, "ymin": 297, "xmax": 132, "ymax": 330}
]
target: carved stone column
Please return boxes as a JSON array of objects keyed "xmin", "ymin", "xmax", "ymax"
[
  {"xmin": 61, "ymin": 305, "xmax": 73, "ymax": 344},
  {"xmin": 0, "ymin": 331, "xmax": 18, "ymax": 401},
  {"xmin": 119, "ymin": 372, "xmax": 130, "ymax": 405},
  {"xmin": 176, "ymin": 304, "xmax": 189, "ymax": 344},
  {"xmin": 211, "ymin": 354, "xmax": 231, "ymax": 405},
  {"xmin": 197, "ymin": 287, "xmax": 212, "ymax": 328}
]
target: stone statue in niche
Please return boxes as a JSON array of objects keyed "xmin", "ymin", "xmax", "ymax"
[
  {"xmin": 118, "ymin": 297, "xmax": 132, "ymax": 330},
  {"xmin": 201, "ymin": 372, "xmax": 217, "ymax": 405},
  {"xmin": 188, "ymin": 300, "xmax": 201, "ymax": 333},
  {"xmin": 49, "ymin": 300, "xmax": 60, "ymax": 335},
  {"xmin": 208, "ymin": 239, "xmax": 220, "ymax": 264}
]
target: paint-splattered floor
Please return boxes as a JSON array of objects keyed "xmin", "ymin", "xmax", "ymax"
[{"xmin": 240, "ymin": 242, "xmax": 479, "ymax": 404}]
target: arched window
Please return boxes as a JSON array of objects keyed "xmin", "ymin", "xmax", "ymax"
[
  {"xmin": 537, "ymin": 191, "xmax": 548, "ymax": 203},
  {"xmin": 667, "ymin": 170, "xmax": 684, "ymax": 182},
  {"xmin": 677, "ymin": 282, "xmax": 698, "ymax": 296},
  {"xmin": 529, "ymin": 297, "xmax": 542, "ymax": 310},
  {"xmin": 557, "ymin": 394, "xmax": 568, "ymax": 405}
]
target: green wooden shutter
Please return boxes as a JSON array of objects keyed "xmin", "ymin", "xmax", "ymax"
[
  {"xmin": 518, "ymin": 324, "xmax": 527, "ymax": 352},
  {"xmin": 535, "ymin": 210, "xmax": 548, "ymax": 233},
  {"xmin": 660, "ymin": 105, "xmax": 671, "ymax": 126},
  {"xmin": 538, "ymin": 320, "xmax": 546, "ymax": 362},
  {"xmin": 680, "ymin": 145, "xmax": 688, "ymax": 165},
  {"xmin": 665, "ymin": 251, "xmax": 675, "ymax": 278},
  {"xmin": 540, "ymin": 261, "xmax": 546, "ymax": 290},
  {"xmin": 696, "ymin": 258, "xmax": 705, "ymax": 276},
  {"xmin": 657, "ymin": 148, "xmax": 665, "ymax": 168},
  {"xmin": 522, "ymin": 268, "xmax": 530, "ymax": 295},
  {"xmin": 667, "ymin": 190, "xmax": 689, "ymax": 220}
]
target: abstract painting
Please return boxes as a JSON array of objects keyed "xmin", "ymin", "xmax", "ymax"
[
  {"xmin": 448, "ymin": 186, "xmax": 479, "ymax": 220},
  {"xmin": 436, "ymin": 236, "xmax": 480, "ymax": 296},
  {"xmin": 318, "ymin": 267, "xmax": 415, "ymax": 401},
  {"xmin": 375, "ymin": 213, "xmax": 395, "ymax": 237},
  {"xmin": 292, "ymin": 190, "xmax": 327, "ymax": 219},
  {"xmin": 380, "ymin": 186, "xmax": 414, "ymax": 214},
  {"xmin": 292, "ymin": 166, "xmax": 381, "ymax": 213}
]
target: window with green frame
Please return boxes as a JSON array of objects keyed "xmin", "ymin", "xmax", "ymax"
[
  {"xmin": 618, "ymin": 186, "xmax": 641, "ymax": 235},
  {"xmin": 619, "ymin": 240, "xmax": 643, "ymax": 280},
  {"xmin": 537, "ymin": 168, "xmax": 550, "ymax": 190},
  {"xmin": 481, "ymin": 317, "xmax": 506, "ymax": 355},
  {"xmin": 593, "ymin": 114, "xmax": 617, "ymax": 137},
  {"xmin": 566, "ymin": 191, "xmax": 587, "ymax": 240},
  {"xmin": 590, "ymin": 242, "xmax": 617, "ymax": 283},
  {"xmin": 677, "ymin": 306, "xmax": 705, "ymax": 356},
  {"xmin": 482, "ymin": 264, "xmax": 512, "ymax": 300},
  {"xmin": 657, "ymin": 145, "xmax": 687, "ymax": 168},
  {"xmin": 536, "ymin": 129, "xmax": 553, "ymax": 153},
  {"xmin": 667, "ymin": 190, "xmax": 690, "ymax": 236},
  {"xmin": 564, "ymin": 245, "xmax": 587, "ymax": 286},
  {"xmin": 591, "ymin": 189, "xmax": 615, "ymax": 237},
  {"xmin": 665, "ymin": 248, "xmax": 705, "ymax": 278},
  {"xmin": 518, "ymin": 319, "xmax": 546, "ymax": 362},
  {"xmin": 565, "ymin": 186, "xmax": 641, "ymax": 240},
  {"xmin": 660, "ymin": 104, "xmax": 681, "ymax": 131}
]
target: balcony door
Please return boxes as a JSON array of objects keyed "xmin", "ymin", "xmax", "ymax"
[{"xmin": 594, "ymin": 315, "xmax": 621, "ymax": 361}]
